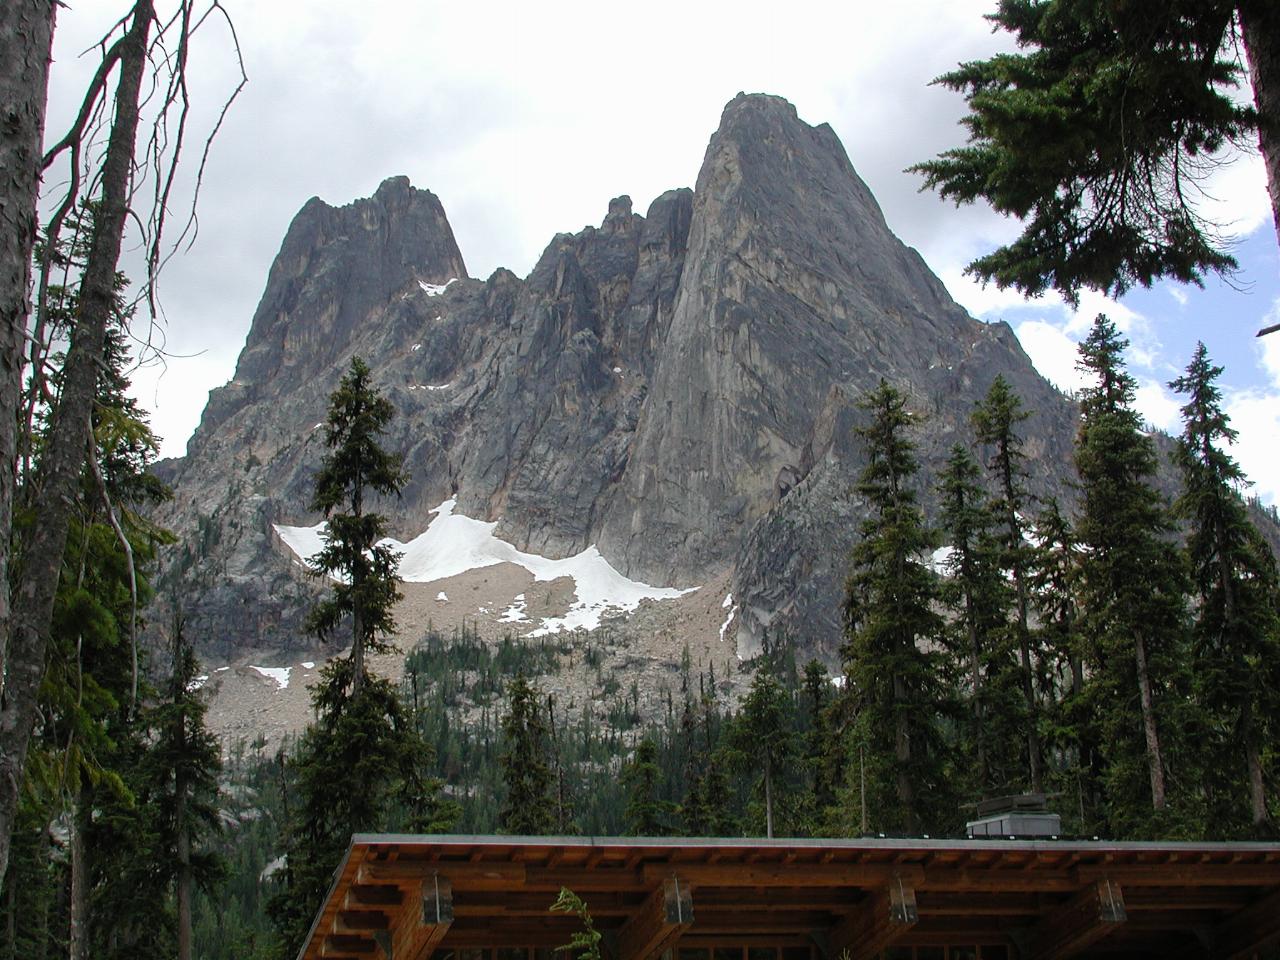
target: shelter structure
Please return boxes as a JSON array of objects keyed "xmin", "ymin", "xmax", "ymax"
[{"xmin": 296, "ymin": 835, "xmax": 1280, "ymax": 960}]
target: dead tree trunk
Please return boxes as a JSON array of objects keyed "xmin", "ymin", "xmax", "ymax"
[
  {"xmin": 0, "ymin": 0, "xmax": 154, "ymax": 890},
  {"xmin": 0, "ymin": 0, "xmax": 59, "ymax": 696}
]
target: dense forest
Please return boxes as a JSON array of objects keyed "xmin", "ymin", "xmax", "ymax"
[
  {"xmin": 3, "ymin": 1, "xmax": 1280, "ymax": 958},
  {"xmin": 6, "ymin": 314, "xmax": 1278, "ymax": 960}
]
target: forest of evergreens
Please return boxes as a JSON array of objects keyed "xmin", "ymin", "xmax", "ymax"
[{"xmin": 9, "ymin": 315, "xmax": 1275, "ymax": 959}]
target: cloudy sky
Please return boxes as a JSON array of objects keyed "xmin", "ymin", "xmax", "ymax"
[{"xmin": 45, "ymin": 0, "xmax": 1280, "ymax": 503}]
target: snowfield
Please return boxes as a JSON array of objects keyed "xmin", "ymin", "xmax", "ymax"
[{"xmin": 274, "ymin": 499, "xmax": 698, "ymax": 635}]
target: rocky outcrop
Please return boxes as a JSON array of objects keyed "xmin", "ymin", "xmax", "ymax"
[{"xmin": 155, "ymin": 93, "xmax": 1087, "ymax": 663}]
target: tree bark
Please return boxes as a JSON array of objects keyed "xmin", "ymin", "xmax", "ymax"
[
  {"xmin": 0, "ymin": 0, "xmax": 58, "ymax": 697},
  {"xmin": 0, "ymin": 0, "xmax": 153, "ymax": 890},
  {"xmin": 893, "ymin": 670, "xmax": 915, "ymax": 833},
  {"xmin": 68, "ymin": 790, "xmax": 88, "ymax": 960},
  {"xmin": 1133, "ymin": 633, "xmax": 1167, "ymax": 810},
  {"xmin": 1241, "ymin": 0, "xmax": 1280, "ymax": 267}
]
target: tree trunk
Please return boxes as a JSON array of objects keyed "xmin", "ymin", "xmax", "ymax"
[
  {"xmin": 0, "ymin": 0, "xmax": 152, "ymax": 890},
  {"xmin": 177, "ymin": 798, "xmax": 192, "ymax": 960},
  {"xmin": 966, "ymin": 592, "xmax": 988, "ymax": 795},
  {"xmin": 1242, "ymin": 700, "xmax": 1268, "ymax": 829},
  {"xmin": 68, "ymin": 789, "xmax": 88, "ymax": 960},
  {"xmin": 764, "ymin": 758, "xmax": 774, "ymax": 839},
  {"xmin": 1133, "ymin": 633, "xmax": 1167, "ymax": 810},
  {"xmin": 893, "ymin": 671, "xmax": 915, "ymax": 833},
  {"xmin": 1241, "ymin": 0, "xmax": 1280, "ymax": 265},
  {"xmin": 0, "ymin": 0, "xmax": 58, "ymax": 697}
]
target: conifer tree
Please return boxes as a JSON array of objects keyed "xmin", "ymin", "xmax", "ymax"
[
  {"xmin": 800, "ymin": 660, "xmax": 836, "ymax": 820},
  {"xmin": 1171, "ymin": 342, "xmax": 1280, "ymax": 832},
  {"xmin": 621, "ymin": 739, "xmax": 673, "ymax": 836},
  {"xmin": 1074, "ymin": 315, "xmax": 1195, "ymax": 834},
  {"xmin": 308, "ymin": 356, "xmax": 406, "ymax": 697},
  {"xmin": 499, "ymin": 673, "xmax": 556, "ymax": 834},
  {"xmin": 1029, "ymin": 498, "xmax": 1101, "ymax": 832},
  {"xmin": 269, "ymin": 362, "xmax": 453, "ymax": 955},
  {"xmin": 842, "ymin": 380, "xmax": 952, "ymax": 835},
  {"xmin": 936, "ymin": 443, "xmax": 1023, "ymax": 798},
  {"xmin": 150, "ymin": 610, "xmax": 225, "ymax": 960},
  {"xmin": 725, "ymin": 669, "xmax": 798, "ymax": 838},
  {"xmin": 973, "ymin": 376, "xmax": 1043, "ymax": 792}
]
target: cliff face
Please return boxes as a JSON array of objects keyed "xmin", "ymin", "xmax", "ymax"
[{"xmin": 155, "ymin": 93, "xmax": 1080, "ymax": 662}]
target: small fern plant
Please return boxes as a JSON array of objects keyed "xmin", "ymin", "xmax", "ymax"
[{"xmin": 550, "ymin": 887, "xmax": 603, "ymax": 960}]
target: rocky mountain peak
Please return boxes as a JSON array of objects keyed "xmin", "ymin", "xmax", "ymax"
[{"xmin": 156, "ymin": 94, "xmax": 1081, "ymax": 665}]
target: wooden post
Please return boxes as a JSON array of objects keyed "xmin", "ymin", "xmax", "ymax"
[
  {"xmin": 618, "ymin": 877, "xmax": 693, "ymax": 960},
  {"xmin": 1026, "ymin": 879, "xmax": 1126, "ymax": 960},
  {"xmin": 391, "ymin": 873, "xmax": 454, "ymax": 960},
  {"xmin": 830, "ymin": 875, "xmax": 918, "ymax": 960}
]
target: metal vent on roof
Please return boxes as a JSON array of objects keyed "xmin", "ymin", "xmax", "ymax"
[{"xmin": 965, "ymin": 793, "xmax": 1061, "ymax": 838}]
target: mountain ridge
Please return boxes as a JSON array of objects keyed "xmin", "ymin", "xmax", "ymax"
[{"xmin": 153, "ymin": 92, "xmax": 1080, "ymax": 663}]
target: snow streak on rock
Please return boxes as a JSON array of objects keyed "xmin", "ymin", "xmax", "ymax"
[{"xmin": 274, "ymin": 499, "xmax": 698, "ymax": 635}]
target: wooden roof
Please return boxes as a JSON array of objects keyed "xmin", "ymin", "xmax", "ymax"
[{"xmin": 297, "ymin": 834, "xmax": 1280, "ymax": 960}]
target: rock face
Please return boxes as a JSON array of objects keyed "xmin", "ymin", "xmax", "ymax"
[{"xmin": 155, "ymin": 93, "xmax": 1082, "ymax": 663}]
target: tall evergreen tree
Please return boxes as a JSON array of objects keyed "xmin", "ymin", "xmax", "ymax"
[
  {"xmin": 1074, "ymin": 315, "xmax": 1195, "ymax": 834},
  {"xmin": 150, "ymin": 610, "xmax": 225, "ymax": 960},
  {"xmin": 1029, "ymin": 498, "xmax": 1101, "ymax": 833},
  {"xmin": 800, "ymin": 660, "xmax": 836, "ymax": 822},
  {"xmin": 1171, "ymin": 342, "xmax": 1280, "ymax": 832},
  {"xmin": 498, "ymin": 673, "xmax": 556, "ymax": 834},
  {"xmin": 308, "ymin": 356, "xmax": 406, "ymax": 697},
  {"xmin": 936, "ymin": 443, "xmax": 1023, "ymax": 798},
  {"xmin": 725, "ymin": 669, "xmax": 798, "ymax": 838},
  {"xmin": 972, "ymin": 376, "xmax": 1043, "ymax": 792},
  {"xmin": 621, "ymin": 739, "xmax": 673, "ymax": 836},
  {"xmin": 841, "ymin": 380, "xmax": 952, "ymax": 835},
  {"xmin": 269, "ymin": 362, "xmax": 453, "ymax": 955}
]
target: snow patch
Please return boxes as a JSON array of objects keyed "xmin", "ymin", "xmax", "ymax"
[
  {"xmin": 419, "ymin": 278, "xmax": 458, "ymax": 297},
  {"xmin": 722, "ymin": 592, "xmax": 733, "ymax": 609},
  {"xmin": 275, "ymin": 499, "xmax": 698, "ymax": 636},
  {"xmin": 499, "ymin": 595, "xmax": 529, "ymax": 623},
  {"xmin": 215, "ymin": 666, "xmax": 229, "ymax": 673},
  {"xmin": 436, "ymin": 591, "xmax": 448, "ymax": 602},
  {"xmin": 300, "ymin": 661, "xmax": 315, "ymax": 669},
  {"xmin": 260, "ymin": 855, "xmax": 286, "ymax": 882},
  {"xmin": 929, "ymin": 545, "xmax": 955, "ymax": 574},
  {"xmin": 719, "ymin": 603, "xmax": 736, "ymax": 643},
  {"xmin": 187, "ymin": 675, "xmax": 209, "ymax": 692},
  {"xmin": 411, "ymin": 343, "xmax": 422, "ymax": 351},
  {"xmin": 249, "ymin": 666, "xmax": 292, "ymax": 690}
]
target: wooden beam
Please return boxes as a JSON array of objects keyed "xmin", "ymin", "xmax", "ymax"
[
  {"xmin": 829, "ymin": 876, "xmax": 918, "ymax": 960},
  {"xmin": 1200, "ymin": 887, "xmax": 1280, "ymax": 960},
  {"xmin": 617, "ymin": 877, "xmax": 693, "ymax": 960},
  {"xmin": 641, "ymin": 861, "xmax": 926, "ymax": 889},
  {"xmin": 389, "ymin": 874, "xmax": 454, "ymax": 960},
  {"xmin": 1025, "ymin": 879, "xmax": 1126, "ymax": 960},
  {"xmin": 359, "ymin": 861, "xmax": 525, "ymax": 889}
]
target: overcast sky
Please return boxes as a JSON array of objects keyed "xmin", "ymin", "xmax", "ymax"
[{"xmin": 45, "ymin": 0, "xmax": 1280, "ymax": 504}]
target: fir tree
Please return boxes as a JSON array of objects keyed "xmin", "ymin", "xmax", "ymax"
[
  {"xmin": 621, "ymin": 739, "xmax": 673, "ymax": 836},
  {"xmin": 269, "ymin": 363, "xmax": 453, "ymax": 955},
  {"xmin": 499, "ymin": 673, "xmax": 556, "ymax": 834},
  {"xmin": 725, "ymin": 669, "xmax": 798, "ymax": 838},
  {"xmin": 149, "ymin": 609, "xmax": 225, "ymax": 960},
  {"xmin": 1029, "ymin": 498, "xmax": 1101, "ymax": 833},
  {"xmin": 972, "ymin": 376, "xmax": 1043, "ymax": 792},
  {"xmin": 841, "ymin": 380, "xmax": 952, "ymax": 835},
  {"xmin": 1074, "ymin": 315, "xmax": 1196, "ymax": 835},
  {"xmin": 1171, "ymin": 342, "xmax": 1280, "ymax": 832},
  {"xmin": 800, "ymin": 660, "xmax": 836, "ymax": 821},
  {"xmin": 308, "ymin": 356, "xmax": 406, "ymax": 697},
  {"xmin": 936, "ymin": 443, "xmax": 1023, "ymax": 799},
  {"xmin": 911, "ymin": 0, "xmax": 1279, "ymax": 311}
]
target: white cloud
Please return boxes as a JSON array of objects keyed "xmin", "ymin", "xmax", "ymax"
[
  {"xmin": 1134, "ymin": 378, "xmax": 1182, "ymax": 433},
  {"xmin": 1259, "ymin": 301, "xmax": 1280, "ymax": 387},
  {"xmin": 1013, "ymin": 320, "xmax": 1090, "ymax": 395},
  {"xmin": 1224, "ymin": 388, "xmax": 1280, "ymax": 505}
]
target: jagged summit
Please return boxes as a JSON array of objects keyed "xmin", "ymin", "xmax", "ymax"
[{"xmin": 154, "ymin": 93, "xmax": 1078, "ymax": 662}]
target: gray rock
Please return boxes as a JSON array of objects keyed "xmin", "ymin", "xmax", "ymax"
[{"xmin": 151, "ymin": 94, "xmax": 1119, "ymax": 664}]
